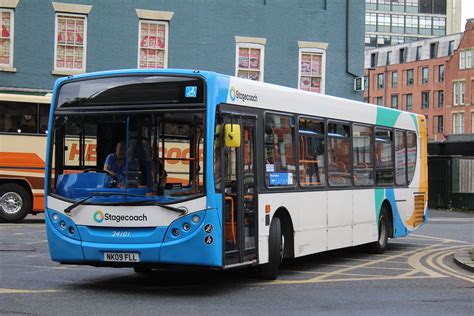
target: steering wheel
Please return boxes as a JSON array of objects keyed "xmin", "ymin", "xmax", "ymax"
[{"xmin": 82, "ymin": 168, "xmax": 113, "ymax": 176}]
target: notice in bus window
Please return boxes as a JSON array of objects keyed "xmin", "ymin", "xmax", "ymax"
[
  {"xmin": 266, "ymin": 164, "xmax": 275, "ymax": 172},
  {"xmin": 269, "ymin": 173, "xmax": 293, "ymax": 186}
]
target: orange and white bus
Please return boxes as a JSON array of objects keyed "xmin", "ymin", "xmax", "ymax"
[
  {"xmin": 0, "ymin": 93, "xmax": 199, "ymax": 222},
  {"xmin": 0, "ymin": 93, "xmax": 52, "ymax": 222}
]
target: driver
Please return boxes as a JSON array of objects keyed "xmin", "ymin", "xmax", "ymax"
[{"xmin": 104, "ymin": 141, "xmax": 126, "ymax": 185}]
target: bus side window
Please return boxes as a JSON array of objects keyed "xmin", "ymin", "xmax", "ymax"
[
  {"xmin": 352, "ymin": 124, "xmax": 374, "ymax": 186},
  {"xmin": 298, "ymin": 117, "xmax": 325, "ymax": 187},
  {"xmin": 407, "ymin": 131, "xmax": 417, "ymax": 184},
  {"xmin": 327, "ymin": 122, "xmax": 351, "ymax": 186},
  {"xmin": 395, "ymin": 130, "xmax": 407, "ymax": 185},
  {"xmin": 375, "ymin": 128, "xmax": 394, "ymax": 185}
]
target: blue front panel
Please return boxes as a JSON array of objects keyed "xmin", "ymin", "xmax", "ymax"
[{"xmin": 45, "ymin": 212, "xmax": 85, "ymax": 262}]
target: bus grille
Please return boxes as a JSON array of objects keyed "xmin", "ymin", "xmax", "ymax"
[{"xmin": 413, "ymin": 195, "xmax": 425, "ymax": 226}]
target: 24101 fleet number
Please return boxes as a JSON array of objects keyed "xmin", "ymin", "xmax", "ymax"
[{"xmin": 112, "ymin": 231, "xmax": 131, "ymax": 237}]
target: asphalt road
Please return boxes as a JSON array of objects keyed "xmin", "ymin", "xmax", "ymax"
[{"xmin": 0, "ymin": 209, "xmax": 472, "ymax": 315}]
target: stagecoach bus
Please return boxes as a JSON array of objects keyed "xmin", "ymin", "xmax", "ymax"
[{"xmin": 45, "ymin": 69, "xmax": 428, "ymax": 279}]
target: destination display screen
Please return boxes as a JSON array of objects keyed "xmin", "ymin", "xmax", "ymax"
[{"xmin": 57, "ymin": 75, "xmax": 205, "ymax": 108}]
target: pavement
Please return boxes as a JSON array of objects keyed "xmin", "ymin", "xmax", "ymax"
[
  {"xmin": 0, "ymin": 209, "xmax": 472, "ymax": 315},
  {"xmin": 454, "ymin": 248, "xmax": 474, "ymax": 272}
]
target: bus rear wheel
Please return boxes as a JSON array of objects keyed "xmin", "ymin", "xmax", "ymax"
[
  {"xmin": 368, "ymin": 206, "xmax": 389, "ymax": 254},
  {"xmin": 0, "ymin": 183, "xmax": 31, "ymax": 223},
  {"xmin": 258, "ymin": 217, "xmax": 282, "ymax": 280}
]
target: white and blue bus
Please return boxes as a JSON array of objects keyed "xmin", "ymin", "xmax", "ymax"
[{"xmin": 45, "ymin": 69, "xmax": 428, "ymax": 279}]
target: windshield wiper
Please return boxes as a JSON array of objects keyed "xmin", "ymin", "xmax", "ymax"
[{"xmin": 63, "ymin": 192, "xmax": 187, "ymax": 215}]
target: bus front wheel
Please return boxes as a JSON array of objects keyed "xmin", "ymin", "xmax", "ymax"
[
  {"xmin": 258, "ymin": 216, "xmax": 282, "ymax": 280},
  {"xmin": 368, "ymin": 206, "xmax": 389, "ymax": 254},
  {"xmin": 0, "ymin": 183, "xmax": 31, "ymax": 223}
]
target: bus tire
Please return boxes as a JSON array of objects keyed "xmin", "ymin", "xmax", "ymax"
[
  {"xmin": 368, "ymin": 206, "xmax": 389, "ymax": 254},
  {"xmin": 0, "ymin": 183, "xmax": 31, "ymax": 223},
  {"xmin": 258, "ymin": 217, "xmax": 282, "ymax": 280}
]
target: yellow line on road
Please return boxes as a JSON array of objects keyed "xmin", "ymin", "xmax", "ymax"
[
  {"xmin": 410, "ymin": 234, "xmax": 471, "ymax": 244},
  {"xmin": 434, "ymin": 249, "xmax": 474, "ymax": 283},
  {"xmin": 0, "ymin": 288, "xmax": 58, "ymax": 294},
  {"xmin": 271, "ymin": 275, "xmax": 445, "ymax": 285}
]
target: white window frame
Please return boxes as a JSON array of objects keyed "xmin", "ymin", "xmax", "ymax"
[
  {"xmin": 298, "ymin": 48, "xmax": 326, "ymax": 94},
  {"xmin": 452, "ymin": 112, "xmax": 464, "ymax": 134},
  {"xmin": 460, "ymin": 51, "xmax": 466, "ymax": 69},
  {"xmin": 235, "ymin": 42, "xmax": 265, "ymax": 82},
  {"xmin": 453, "ymin": 81, "xmax": 459, "ymax": 106},
  {"xmin": 137, "ymin": 19, "xmax": 169, "ymax": 69},
  {"xmin": 53, "ymin": 13, "xmax": 87, "ymax": 74},
  {"xmin": 0, "ymin": 8, "xmax": 14, "ymax": 69},
  {"xmin": 466, "ymin": 50, "xmax": 472, "ymax": 69},
  {"xmin": 460, "ymin": 81, "xmax": 465, "ymax": 105}
]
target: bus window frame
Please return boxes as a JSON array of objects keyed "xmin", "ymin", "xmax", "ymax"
[
  {"xmin": 0, "ymin": 102, "xmax": 50, "ymax": 136},
  {"xmin": 374, "ymin": 126, "xmax": 395, "ymax": 186},
  {"xmin": 263, "ymin": 110, "xmax": 298, "ymax": 190},
  {"xmin": 351, "ymin": 122, "xmax": 376, "ymax": 188},
  {"xmin": 296, "ymin": 115, "xmax": 328, "ymax": 189},
  {"xmin": 327, "ymin": 119, "xmax": 352, "ymax": 188}
]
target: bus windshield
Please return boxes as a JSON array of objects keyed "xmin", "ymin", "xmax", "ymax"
[{"xmin": 50, "ymin": 111, "xmax": 205, "ymax": 203}]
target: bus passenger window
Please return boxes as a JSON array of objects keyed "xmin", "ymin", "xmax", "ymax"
[
  {"xmin": 395, "ymin": 131, "xmax": 407, "ymax": 185},
  {"xmin": 375, "ymin": 128, "xmax": 394, "ymax": 185},
  {"xmin": 298, "ymin": 118, "xmax": 325, "ymax": 187},
  {"xmin": 264, "ymin": 113, "xmax": 296, "ymax": 187},
  {"xmin": 407, "ymin": 132, "xmax": 417, "ymax": 184},
  {"xmin": 352, "ymin": 124, "xmax": 374, "ymax": 186},
  {"xmin": 327, "ymin": 122, "xmax": 351, "ymax": 186}
]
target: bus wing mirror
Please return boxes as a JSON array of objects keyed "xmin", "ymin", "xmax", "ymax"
[{"xmin": 224, "ymin": 124, "xmax": 241, "ymax": 148}]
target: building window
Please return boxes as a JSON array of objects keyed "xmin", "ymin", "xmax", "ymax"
[
  {"xmin": 430, "ymin": 42, "xmax": 438, "ymax": 59},
  {"xmin": 370, "ymin": 53, "xmax": 377, "ymax": 68},
  {"xmin": 376, "ymin": 97, "xmax": 383, "ymax": 106},
  {"xmin": 377, "ymin": 13, "xmax": 391, "ymax": 33},
  {"xmin": 54, "ymin": 14, "xmax": 87, "ymax": 72},
  {"xmin": 405, "ymin": 0, "xmax": 418, "ymax": 13},
  {"xmin": 386, "ymin": 51, "xmax": 392, "ymax": 65},
  {"xmin": 448, "ymin": 40, "xmax": 454, "ymax": 55},
  {"xmin": 391, "ymin": 71, "xmax": 398, "ymax": 88},
  {"xmin": 391, "ymin": 15, "xmax": 404, "ymax": 33},
  {"xmin": 299, "ymin": 49, "xmax": 325, "ymax": 93},
  {"xmin": 415, "ymin": 46, "xmax": 422, "ymax": 61},
  {"xmin": 459, "ymin": 50, "xmax": 472, "ymax": 69},
  {"xmin": 453, "ymin": 81, "xmax": 465, "ymax": 106},
  {"xmin": 419, "ymin": 16, "xmax": 432, "ymax": 35},
  {"xmin": 366, "ymin": 0, "xmax": 377, "ymax": 10},
  {"xmin": 366, "ymin": 12, "xmax": 377, "ymax": 32},
  {"xmin": 433, "ymin": 17, "xmax": 446, "ymax": 36},
  {"xmin": 422, "ymin": 91, "xmax": 429, "ymax": 109},
  {"xmin": 438, "ymin": 64, "xmax": 444, "ymax": 82},
  {"xmin": 138, "ymin": 20, "xmax": 168, "ymax": 69},
  {"xmin": 405, "ymin": 15, "xmax": 418, "ymax": 34},
  {"xmin": 391, "ymin": 95, "xmax": 398, "ymax": 109},
  {"xmin": 405, "ymin": 94, "xmax": 413, "ymax": 111},
  {"xmin": 0, "ymin": 9, "xmax": 13, "ymax": 68},
  {"xmin": 377, "ymin": 73, "xmax": 384, "ymax": 89},
  {"xmin": 406, "ymin": 69, "xmax": 413, "ymax": 86},
  {"xmin": 237, "ymin": 42, "xmax": 264, "ymax": 81},
  {"xmin": 422, "ymin": 66, "xmax": 429, "ymax": 84},
  {"xmin": 436, "ymin": 90, "xmax": 444, "ymax": 108},
  {"xmin": 452, "ymin": 112, "xmax": 464, "ymax": 134},
  {"xmin": 399, "ymin": 48, "xmax": 406, "ymax": 63},
  {"xmin": 434, "ymin": 115, "xmax": 443, "ymax": 133}
]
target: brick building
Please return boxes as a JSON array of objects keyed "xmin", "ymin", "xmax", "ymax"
[
  {"xmin": 445, "ymin": 19, "xmax": 474, "ymax": 137},
  {"xmin": 364, "ymin": 18, "xmax": 473, "ymax": 141}
]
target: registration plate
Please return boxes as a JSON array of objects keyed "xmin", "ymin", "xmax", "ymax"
[{"xmin": 104, "ymin": 252, "xmax": 140, "ymax": 262}]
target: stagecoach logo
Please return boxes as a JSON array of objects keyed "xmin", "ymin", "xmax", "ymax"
[
  {"xmin": 93, "ymin": 210, "xmax": 104, "ymax": 223},
  {"xmin": 92, "ymin": 210, "xmax": 148, "ymax": 224},
  {"xmin": 229, "ymin": 86, "xmax": 258, "ymax": 103}
]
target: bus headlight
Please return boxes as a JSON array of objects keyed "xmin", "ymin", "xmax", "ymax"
[{"xmin": 52, "ymin": 213, "xmax": 59, "ymax": 222}]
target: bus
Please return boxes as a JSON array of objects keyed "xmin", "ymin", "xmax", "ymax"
[
  {"xmin": 0, "ymin": 93, "xmax": 51, "ymax": 222},
  {"xmin": 44, "ymin": 69, "xmax": 428, "ymax": 279}
]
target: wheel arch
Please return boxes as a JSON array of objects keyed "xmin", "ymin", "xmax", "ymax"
[{"xmin": 273, "ymin": 206, "xmax": 295, "ymax": 259}]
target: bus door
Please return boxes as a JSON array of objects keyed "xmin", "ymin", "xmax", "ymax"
[{"xmin": 221, "ymin": 114, "xmax": 258, "ymax": 267}]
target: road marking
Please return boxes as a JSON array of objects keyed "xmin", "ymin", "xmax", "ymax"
[
  {"xmin": 433, "ymin": 249, "xmax": 474, "ymax": 283},
  {"xmin": 0, "ymin": 288, "xmax": 58, "ymax": 294},
  {"xmin": 410, "ymin": 234, "xmax": 471, "ymax": 244},
  {"xmin": 429, "ymin": 217, "xmax": 474, "ymax": 222}
]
